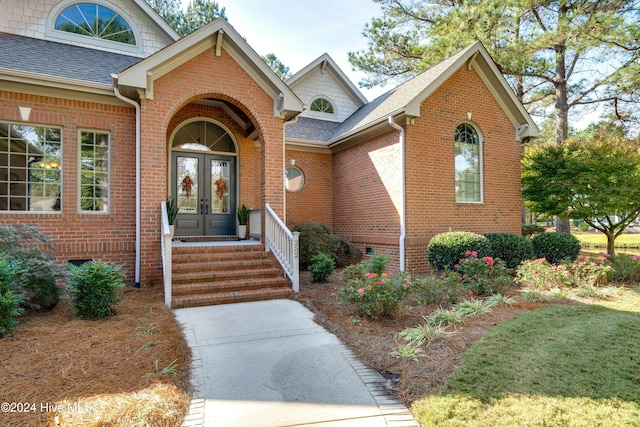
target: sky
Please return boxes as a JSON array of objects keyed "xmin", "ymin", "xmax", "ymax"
[{"xmin": 180, "ymin": 0, "xmax": 389, "ymax": 101}]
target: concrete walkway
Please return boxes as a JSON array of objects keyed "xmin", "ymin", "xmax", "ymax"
[{"xmin": 174, "ymin": 299, "xmax": 419, "ymax": 427}]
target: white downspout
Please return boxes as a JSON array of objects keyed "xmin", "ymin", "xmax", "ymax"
[
  {"xmin": 111, "ymin": 75, "xmax": 141, "ymax": 287},
  {"xmin": 388, "ymin": 116, "xmax": 406, "ymax": 272},
  {"xmin": 282, "ymin": 114, "xmax": 300, "ymax": 225}
]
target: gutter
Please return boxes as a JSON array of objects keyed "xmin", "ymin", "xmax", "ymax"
[
  {"xmin": 111, "ymin": 74, "xmax": 141, "ymax": 287},
  {"xmin": 388, "ymin": 116, "xmax": 406, "ymax": 272}
]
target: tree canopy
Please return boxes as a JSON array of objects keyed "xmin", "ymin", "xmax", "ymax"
[
  {"xmin": 145, "ymin": 0, "xmax": 226, "ymax": 36},
  {"xmin": 522, "ymin": 124, "xmax": 640, "ymax": 255},
  {"xmin": 261, "ymin": 53, "xmax": 292, "ymax": 81},
  {"xmin": 350, "ymin": 1, "xmax": 640, "ymax": 137}
]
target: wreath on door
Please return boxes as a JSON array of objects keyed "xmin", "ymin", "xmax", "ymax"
[
  {"xmin": 181, "ymin": 175, "xmax": 193, "ymax": 198},
  {"xmin": 215, "ymin": 178, "xmax": 227, "ymax": 199}
]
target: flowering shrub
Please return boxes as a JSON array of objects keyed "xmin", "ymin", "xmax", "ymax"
[
  {"xmin": 339, "ymin": 271, "xmax": 411, "ymax": 320},
  {"xmin": 515, "ymin": 255, "xmax": 612, "ymax": 290},
  {"xmin": 454, "ymin": 251, "xmax": 512, "ymax": 295}
]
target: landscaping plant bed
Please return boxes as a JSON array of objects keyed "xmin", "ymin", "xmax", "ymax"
[
  {"xmin": 294, "ymin": 269, "xmax": 562, "ymax": 404},
  {"xmin": 0, "ymin": 286, "xmax": 192, "ymax": 427}
]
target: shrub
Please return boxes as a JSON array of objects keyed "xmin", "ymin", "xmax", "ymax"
[
  {"xmin": 522, "ymin": 224, "xmax": 546, "ymax": 238},
  {"xmin": 484, "ymin": 232, "xmax": 534, "ymax": 269},
  {"xmin": 607, "ymin": 253, "xmax": 640, "ymax": 284},
  {"xmin": 531, "ymin": 232, "xmax": 581, "ymax": 264},
  {"xmin": 342, "ymin": 263, "xmax": 365, "ymax": 282},
  {"xmin": 454, "ymin": 251, "xmax": 512, "ymax": 296},
  {"xmin": 427, "ymin": 231, "xmax": 491, "ymax": 271},
  {"xmin": 339, "ymin": 272, "xmax": 411, "ymax": 320},
  {"xmin": 0, "ymin": 260, "xmax": 24, "ymax": 337},
  {"xmin": 412, "ymin": 272, "xmax": 465, "ymax": 306},
  {"xmin": 309, "ymin": 252, "xmax": 335, "ymax": 283},
  {"xmin": 515, "ymin": 256, "xmax": 611, "ymax": 290},
  {"xmin": 67, "ymin": 261, "xmax": 125, "ymax": 319},
  {"xmin": 366, "ymin": 253, "xmax": 391, "ymax": 276},
  {"xmin": 0, "ymin": 224, "xmax": 63, "ymax": 309},
  {"xmin": 292, "ymin": 223, "xmax": 360, "ymax": 268}
]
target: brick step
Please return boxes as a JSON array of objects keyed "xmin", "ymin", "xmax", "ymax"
[
  {"xmin": 172, "ymin": 258, "xmax": 276, "ymax": 274},
  {"xmin": 172, "ymin": 243, "xmax": 265, "ymax": 256},
  {"xmin": 173, "ymin": 267, "xmax": 284, "ymax": 285},
  {"xmin": 172, "ymin": 287, "xmax": 294, "ymax": 309},
  {"xmin": 173, "ymin": 276, "xmax": 289, "ymax": 296},
  {"xmin": 170, "ymin": 243, "xmax": 292, "ymax": 308}
]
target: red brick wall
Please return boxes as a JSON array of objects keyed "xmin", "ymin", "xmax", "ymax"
[
  {"xmin": 138, "ymin": 47, "xmax": 285, "ymax": 284},
  {"xmin": 332, "ymin": 131, "xmax": 403, "ymax": 271},
  {"xmin": 0, "ymin": 90, "xmax": 137, "ymax": 282},
  {"xmin": 331, "ymin": 65, "xmax": 522, "ymax": 274},
  {"xmin": 404, "ymin": 66, "xmax": 522, "ymax": 273},
  {"xmin": 284, "ymin": 149, "xmax": 332, "ymax": 228}
]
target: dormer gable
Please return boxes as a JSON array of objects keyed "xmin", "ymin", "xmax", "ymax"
[{"xmin": 286, "ymin": 54, "xmax": 367, "ymax": 123}]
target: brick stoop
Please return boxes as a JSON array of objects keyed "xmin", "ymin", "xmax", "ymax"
[{"xmin": 171, "ymin": 243, "xmax": 293, "ymax": 308}]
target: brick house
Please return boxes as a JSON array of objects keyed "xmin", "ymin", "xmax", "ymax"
[{"xmin": 0, "ymin": 0, "xmax": 537, "ymax": 304}]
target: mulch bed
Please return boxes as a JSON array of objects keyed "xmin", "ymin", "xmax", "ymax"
[
  {"xmin": 294, "ymin": 269, "xmax": 552, "ymax": 404},
  {"xmin": 0, "ymin": 286, "xmax": 192, "ymax": 427}
]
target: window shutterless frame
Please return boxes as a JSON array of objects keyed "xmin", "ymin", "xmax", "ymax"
[
  {"xmin": 454, "ymin": 122, "xmax": 483, "ymax": 203},
  {"xmin": 78, "ymin": 129, "xmax": 110, "ymax": 213}
]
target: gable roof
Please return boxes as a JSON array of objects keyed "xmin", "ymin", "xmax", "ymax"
[
  {"xmin": 116, "ymin": 17, "xmax": 303, "ymax": 120},
  {"xmin": 286, "ymin": 41, "xmax": 539, "ymax": 149},
  {"xmin": 0, "ymin": 32, "xmax": 141, "ymax": 94},
  {"xmin": 287, "ymin": 53, "xmax": 368, "ymax": 106}
]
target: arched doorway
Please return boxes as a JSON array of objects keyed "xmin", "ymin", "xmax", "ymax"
[{"xmin": 170, "ymin": 119, "xmax": 238, "ymax": 236}]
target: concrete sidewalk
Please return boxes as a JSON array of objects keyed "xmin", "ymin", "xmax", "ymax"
[{"xmin": 174, "ymin": 299, "xmax": 419, "ymax": 427}]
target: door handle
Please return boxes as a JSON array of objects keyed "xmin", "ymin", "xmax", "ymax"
[
  {"xmin": 200, "ymin": 198, "xmax": 204, "ymax": 214},
  {"xmin": 204, "ymin": 199, "xmax": 209, "ymax": 215}
]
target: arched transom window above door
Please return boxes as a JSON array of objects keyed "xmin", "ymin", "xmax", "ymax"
[{"xmin": 172, "ymin": 121, "xmax": 236, "ymax": 154}]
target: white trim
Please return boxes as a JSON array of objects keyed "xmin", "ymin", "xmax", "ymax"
[
  {"xmin": 306, "ymin": 95, "xmax": 339, "ymax": 121},
  {"xmin": 77, "ymin": 128, "xmax": 111, "ymax": 214}
]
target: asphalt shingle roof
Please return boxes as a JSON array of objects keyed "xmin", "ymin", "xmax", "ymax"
[{"xmin": 0, "ymin": 32, "xmax": 142, "ymax": 86}]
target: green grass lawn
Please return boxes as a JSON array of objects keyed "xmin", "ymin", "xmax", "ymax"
[
  {"xmin": 575, "ymin": 232, "xmax": 640, "ymax": 249},
  {"xmin": 413, "ymin": 296, "xmax": 640, "ymax": 426}
]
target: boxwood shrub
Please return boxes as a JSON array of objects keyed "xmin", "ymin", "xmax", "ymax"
[
  {"xmin": 309, "ymin": 252, "xmax": 335, "ymax": 283},
  {"xmin": 292, "ymin": 223, "xmax": 360, "ymax": 269},
  {"xmin": 67, "ymin": 261, "xmax": 125, "ymax": 319},
  {"xmin": 427, "ymin": 231, "xmax": 491, "ymax": 271},
  {"xmin": 484, "ymin": 232, "xmax": 534, "ymax": 269},
  {"xmin": 531, "ymin": 232, "xmax": 581, "ymax": 264}
]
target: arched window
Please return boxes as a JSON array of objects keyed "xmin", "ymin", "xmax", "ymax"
[
  {"xmin": 454, "ymin": 123, "xmax": 482, "ymax": 202},
  {"xmin": 54, "ymin": 3, "xmax": 136, "ymax": 45},
  {"xmin": 172, "ymin": 121, "xmax": 236, "ymax": 154},
  {"xmin": 310, "ymin": 98, "xmax": 334, "ymax": 114}
]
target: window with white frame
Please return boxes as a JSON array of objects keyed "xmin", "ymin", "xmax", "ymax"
[
  {"xmin": 79, "ymin": 131, "xmax": 109, "ymax": 212},
  {"xmin": 0, "ymin": 122, "xmax": 62, "ymax": 212},
  {"xmin": 454, "ymin": 123, "xmax": 482, "ymax": 202},
  {"xmin": 54, "ymin": 2, "xmax": 136, "ymax": 45},
  {"xmin": 310, "ymin": 98, "xmax": 335, "ymax": 114}
]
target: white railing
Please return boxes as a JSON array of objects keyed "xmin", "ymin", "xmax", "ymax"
[
  {"xmin": 264, "ymin": 203, "xmax": 300, "ymax": 292},
  {"xmin": 160, "ymin": 202, "xmax": 172, "ymax": 307},
  {"xmin": 249, "ymin": 208, "xmax": 261, "ymax": 239}
]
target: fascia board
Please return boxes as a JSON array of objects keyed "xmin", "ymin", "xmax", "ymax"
[
  {"xmin": 469, "ymin": 49, "xmax": 540, "ymax": 138},
  {"xmin": 130, "ymin": 0, "xmax": 180, "ymax": 42},
  {"xmin": 284, "ymin": 138, "xmax": 332, "ymax": 153},
  {"xmin": 0, "ymin": 75, "xmax": 129, "ymax": 106},
  {"xmin": 0, "ymin": 68, "xmax": 113, "ymax": 95}
]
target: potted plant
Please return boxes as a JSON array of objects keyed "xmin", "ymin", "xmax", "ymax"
[
  {"xmin": 237, "ymin": 204, "xmax": 250, "ymax": 239},
  {"xmin": 166, "ymin": 198, "xmax": 178, "ymax": 237}
]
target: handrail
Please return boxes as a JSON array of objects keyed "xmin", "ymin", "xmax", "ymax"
[
  {"xmin": 160, "ymin": 202, "xmax": 172, "ymax": 307},
  {"xmin": 264, "ymin": 203, "xmax": 300, "ymax": 292}
]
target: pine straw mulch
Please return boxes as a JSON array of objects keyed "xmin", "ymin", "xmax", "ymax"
[
  {"xmin": 0, "ymin": 286, "xmax": 192, "ymax": 427},
  {"xmin": 294, "ymin": 269, "xmax": 560, "ymax": 405}
]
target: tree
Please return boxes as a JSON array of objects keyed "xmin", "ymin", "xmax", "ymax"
[
  {"xmin": 522, "ymin": 124, "xmax": 640, "ymax": 255},
  {"xmin": 350, "ymin": 1, "xmax": 640, "ymax": 231},
  {"xmin": 145, "ymin": 0, "xmax": 226, "ymax": 36},
  {"xmin": 261, "ymin": 53, "xmax": 292, "ymax": 80}
]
